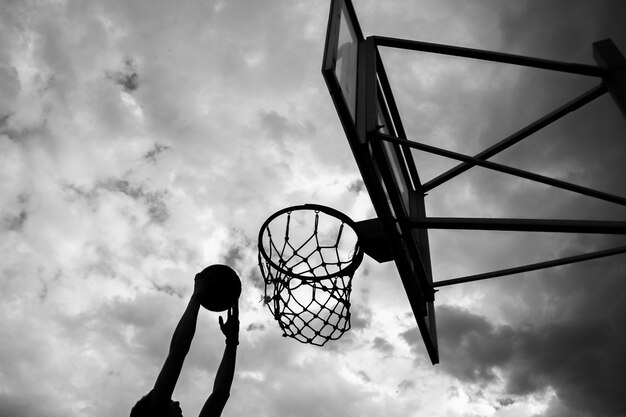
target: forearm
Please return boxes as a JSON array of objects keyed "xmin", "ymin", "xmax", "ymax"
[
  {"xmin": 212, "ymin": 343, "xmax": 237, "ymax": 396},
  {"xmin": 152, "ymin": 294, "xmax": 202, "ymax": 405},
  {"xmin": 169, "ymin": 295, "xmax": 201, "ymax": 353},
  {"xmin": 198, "ymin": 304, "xmax": 239, "ymax": 417}
]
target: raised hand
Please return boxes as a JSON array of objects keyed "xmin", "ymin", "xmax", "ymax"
[
  {"xmin": 193, "ymin": 273, "xmax": 211, "ymax": 299},
  {"xmin": 218, "ymin": 304, "xmax": 239, "ymax": 346}
]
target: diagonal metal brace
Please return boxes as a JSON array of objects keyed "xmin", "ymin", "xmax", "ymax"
[
  {"xmin": 371, "ymin": 36, "xmax": 609, "ymax": 77},
  {"xmin": 406, "ymin": 217, "xmax": 626, "ymax": 234},
  {"xmin": 433, "ymin": 245, "xmax": 626, "ymax": 288},
  {"xmin": 376, "ymin": 132, "xmax": 626, "ymax": 207}
]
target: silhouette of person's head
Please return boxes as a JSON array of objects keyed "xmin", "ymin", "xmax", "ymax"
[{"xmin": 130, "ymin": 391, "xmax": 183, "ymax": 417}]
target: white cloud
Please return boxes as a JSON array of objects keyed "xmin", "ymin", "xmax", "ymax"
[{"xmin": 1, "ymin": 0, "xmax": 625, "ymax": 417}]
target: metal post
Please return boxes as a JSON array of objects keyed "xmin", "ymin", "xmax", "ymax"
[
  {"xmin": 406, "ymin": 217, "xmax": 626, "ymax": 234},
  {"xmin": 372, "ymin": 36, "xmax": 609, "ymax": 77},
  {"xmin": 433, "ymin": 245, "xmax": 626, "ymax": 287}
]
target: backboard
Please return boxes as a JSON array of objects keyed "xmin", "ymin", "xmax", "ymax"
[{"xmin": 322, "ymin": 0, "xmax": 439, "ymax": 364}]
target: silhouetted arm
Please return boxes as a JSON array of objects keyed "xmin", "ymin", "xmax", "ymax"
[
  {"xmin": 199, "ymin": 305, "xmax": 239, "ymax": 417},
  {"xmin": 150, "ymin": 293, "xmax": 202, "ymax": 415}
]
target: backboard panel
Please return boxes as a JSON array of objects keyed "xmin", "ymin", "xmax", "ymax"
[
  {"xmin": 322, "ymin": 0, "xmax": 363, "ymax": 128},
  {"xmin": 320, "ymin": 0, "xmax": 626, "ymax": 366},
  {"xmin": 369, "ymin": 53, "xmax": 438, "ymax": 362},
  {"xmin": 323, "ymin": 0, "xmax": 438, "ymax": 363}
]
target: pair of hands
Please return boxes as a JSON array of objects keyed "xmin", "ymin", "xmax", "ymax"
[{"xmin": 193, "ymin": 276, "xmax": 239, "ymax": 345}]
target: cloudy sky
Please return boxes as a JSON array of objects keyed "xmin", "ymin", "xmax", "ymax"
[{"xmin": 1, "ymin": 1, "xmax": 625, "ymax": 416}]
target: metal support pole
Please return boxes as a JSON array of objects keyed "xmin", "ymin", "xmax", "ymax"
[
  {"xmin": 406, "ymin": 217, "xmax": 626, "ymax": 234},
  {"xmin": 433, "ymin": 245, "xmax": 626, "ymax": 288},
  {"xmin": 372, "ymin": 36, "xmax": 609, "ymax": 77}
]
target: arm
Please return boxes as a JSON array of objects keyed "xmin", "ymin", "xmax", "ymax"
[
  {"xmin": 199, "ymin": 304, "xmax": 239, "ymax": 417},
  {"xmin": 150, "ymin": 282, "xmax": 204, "ymax": 414}
]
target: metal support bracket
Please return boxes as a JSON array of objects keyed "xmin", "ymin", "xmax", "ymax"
[
  {"xmin": 594, "ymin": 39, "xmax": 626, "ymax": 119},
  {"xmin": 353, "ymin": 218, "xmax": 394, "ymax": 263}
]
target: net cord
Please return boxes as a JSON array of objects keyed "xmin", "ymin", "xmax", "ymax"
[{"xmin": 258, "ymin": 205, "xmax": 364, "ymax": 346}]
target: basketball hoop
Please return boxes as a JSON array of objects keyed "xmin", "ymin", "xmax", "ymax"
[{"xmin": 258, "ymin": 204, "xmax": 364, "ymax": 346}]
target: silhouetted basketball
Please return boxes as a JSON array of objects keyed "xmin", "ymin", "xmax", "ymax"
[{"xmin": 195, "ymin": 264, "xmax": 241, "ymax": 312}]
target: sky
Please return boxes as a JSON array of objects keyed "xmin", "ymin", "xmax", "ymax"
[{"xmin": 1, "ymin": 1, "xmax": 625, "ymax": 417}]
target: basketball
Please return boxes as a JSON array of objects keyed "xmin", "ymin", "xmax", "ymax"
[{"xmin": 195, "ymin": 264, "xmax": 242, "ymax": 312}]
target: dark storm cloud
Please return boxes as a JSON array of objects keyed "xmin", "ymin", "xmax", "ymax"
[
  {"xmin": 83, "ymin": 243, "xmax": 118, "ymax": 279},
  {"xmin": 152, "ymin": 282, "xmax": 184, "ymax": 298},
  {"xmin": 350, "ymin": 303, "xmax": 373, "ymax": 330},
  {"xmin": 106, "ymin": 57, "xmax": 140, "ymax": 92},
  {"xmin": 2, "ymin": 0, "xmax": 623, "ymax": 416},
  {"xmin": 246, "ymin": 323, "xmax": 265, "ymax": 332},
  {"xmin": 1, "ymin": 193, "xmax": 29, "ymax": 231},
  {"xmin": 0, "ymin": 65, "xmax": 20, "ymax": 117},
  {"xmin": 65, "ymin": 178, "xmax": 171, "ymax": 224},
  {"xmin": 321, "ymin": 304, "xmax": 373, "ymax": 353},
  {"xmin": 496, "ymin": 397, "xmax": 515, "ymax": 408},
  {"xmin": 421, "ymin": 261, "xmax": 626, "ymax": 417},
  {"xmin": 37, "ymin": 269, "xmax": 62, "ymax": 303},
  {"xmin": 223, "ymin": 244, "xmax": 246, "ymax": 267},
  {"xmin": 398, "ymin": 379, "xmax": 415, "ymax": 392},
  {"xmin": 2, "ymin": 210, "xmax": 27, "ymax": 231},
  {"xmin": 399, "ymin": 326, "xmax": 421, "ymax": 350},
  {"xmin": 221, "ymin": 229, "xmax": 257, "ymax": 280},
  {"xmin": 402, "ymin": 237, "xmax": 626, "ymax": 417},
  {"xmin": 247, "ymin": 267, "xmax": 265, "ymax": 290},
  {"xmin": 449, "ymin": 2, "xmax": 626, "ymax": 222},
  {"xmin": 372, "ymin": 336, "xmax": 395, "ymax": 356},
  {"xmin": 0, "ymin": 393, "xmax": 66, "ymax": 417},
  {"xmin": 371, "ymin": 1, "xmax": 626, "ymax": 226},
  {"xmin": 0, "ymin": 113, "xmax": 11, "ymax": 127},
  {"xmin": 100, "ymin": 178, "xmax": 145, "ymax": 199},
  {"xmin": 386, "ymin": 5, "xmax": 626, "ymax": 415},
  {"xmin": 0, "ymin": 100, "xmax": 51, "ymax": 143},
  {"xmin": 435, "ymin": 305, "xmax": 513, "ymax": 384},
  {"xmin": 0, "ymin": 394, "xmax": 31, "ymax": 417},
  {"xmin": 142, "ymin": 142, "xmax": 170, "ymax": 162},
  {"xmin": 357, "ymin": 370, "xmax": 371, "ymax": 383},
  {"xmin": 497, "ymin": 1, "xmax": 626, "ymax": 61},
  {"xmin": 144, "ymin": 192, "xmax": 170, "ymax": 224},
  {"xmin": 348, "ymin": 179, "xmax": 365, "ymax": 194},
  {"xmin": 258, "ymin": 110, "xmax": 316, "ymax": 146}
]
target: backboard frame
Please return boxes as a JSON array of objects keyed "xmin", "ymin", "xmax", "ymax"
[
  {"xmin": 322, "ymin": 0, "xmax": 626, "ymax": 367},
  {"xmin": 322, "ymin": 0, "xmax": 439, "ymax": 364}
]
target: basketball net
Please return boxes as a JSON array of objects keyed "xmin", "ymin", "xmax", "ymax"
[{"xmin": 258, "ymin": 205, "xmax": 364, "ymax": 346}]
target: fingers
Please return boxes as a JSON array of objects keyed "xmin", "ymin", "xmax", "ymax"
[{"xmin": 225, "ymin": 305, "xmax": 238, "ymax": 321}]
